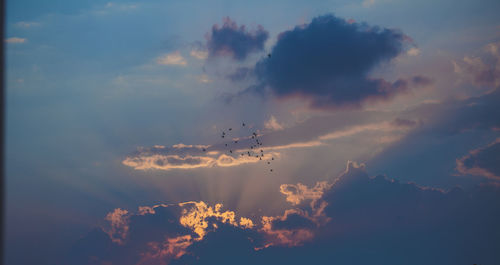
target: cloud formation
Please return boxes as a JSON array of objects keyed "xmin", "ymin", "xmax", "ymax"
[
  {"xmin": 122, "ymin": 143, "xmax": 280, "ymax": 171},
  {"xmin": 70, "ymin": 161, "xmax": 500, "ymax": 264},
  {"xmin": 122, "ymin": 115, "xmax": 419, "ymax": 171},
  {"xmin": 456, "ymin": 138, "xmax": 500, "ymax": 180},
  {"xmin": 453, "ymin": 41, "xmax": 500, "ymax": 89},
  {"xmin": 253, "ymin": 14, "xmax": 416, "ymax": 108},
  {"xmin": 206, "ymin": 17, "xmax": 269, "ymax": 61}
]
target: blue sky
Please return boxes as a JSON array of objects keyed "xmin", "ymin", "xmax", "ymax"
[{"xmin": 4, "ymin": 1, "xmax": 500, "ymax": 264}]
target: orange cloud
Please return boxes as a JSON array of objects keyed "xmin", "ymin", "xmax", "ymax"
[
  {"xmin": 104, "ymin": 208, "xmax": 130, "ymax": 244},
  {"xmin": 280, "ymin": 181, "xmax": 330, "ymax": 205}
]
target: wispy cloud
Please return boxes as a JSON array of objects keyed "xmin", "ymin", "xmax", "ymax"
[
  {"xmin": 456, "ymin": 138, "xmax": 500, "ymax": 180},
  {"xmin": 15, "ymin": 21, "xmax": 41, "ymax": 28},
  {"xmin": 156, "ymin": 51, "xmax": 187, "ymax": 66},
  {"xmin": 5, "ymin": 37, "xmax": 26, "ymax": 44}
]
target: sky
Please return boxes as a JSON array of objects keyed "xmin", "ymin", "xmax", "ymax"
[{"xmin": 3, "ymin": 0, "xmax": 500, "ymax": 264}]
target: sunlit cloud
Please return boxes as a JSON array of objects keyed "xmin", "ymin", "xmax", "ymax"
[
  {"xmin": 190, "ymin": 49, "xmax": 208, "ymax": 60},
  {"xmin": 104, "ymin": 208, "xmax": 130, "ymax": 244},
  {"xmin": 157, "ymin": 51, "xmax": 187, "ymax": 66},
  {"xmin": 318, "ymin": 120, "xmax": 415, "ymax": 141},
  {"xmin": 456, "ymin": 138, "xmax": 500, "ymax": 180},
  {"xmin": 264, "ymin": 115, "xmax": 284, "ymax": 131},
  {"xmin": 280, "ymin": 182, "xmax": 330, "ymax": 205},
  {"xmin": 123, "ymin": 117, "xmax": 420, "ymax": 171},
  {"xmin": 123, "ymin": 149, "xmax": 281, "ymax": 171}
]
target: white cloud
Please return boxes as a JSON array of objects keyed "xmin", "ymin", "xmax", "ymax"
[
  {"xmin": 157, "ymin": 51, "xmax": 187, "ymax": 66},
  {"xmin": 5, "ymin": 37, "xmax": 26, "ymax": 44}
]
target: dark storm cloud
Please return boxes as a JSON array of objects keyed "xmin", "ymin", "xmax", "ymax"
[
  {"xmin": 206, "ymin": 17, "xmax": 269, "ymax": 61},
  {"xmin": 252, "ymin": 14, "xmax": 415, "ymax": 108},
  {"xmin": 70, "ymin": 162, "xmax": 500, "ymax": 265},
  {"xmin": 457, "ymin": 138, "xmax": 500, "ymax": 180}
]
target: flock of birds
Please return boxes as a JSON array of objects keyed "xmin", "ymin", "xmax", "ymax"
[{"xmin": 203, "ymin": 122, "xmax": 275, "ymax": 172}]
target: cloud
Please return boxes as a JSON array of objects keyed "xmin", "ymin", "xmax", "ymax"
[
  {"xmin": 122, "ymin": 114, "xmax": 420, "ymax": 171},
  {"xmin": 206, "ymin": 17, "xmax": 269, "ymax": 61},
  {"xmin": 68, "ymin": 201, "xmax": 259, "ymax": 265},
  {"xmin": 453, "ymin": 41, "xmax": 500, "ymax": 89},
  {"xmin": 5, "ymin": 37, "xmax": 26, "ymax": 44},
  {"xmin": 157, "ymin": 51, "xmax": 187, "ymax": 66},
  {"xmin": 280, "ymin": 182, "xmax": 330, "ymax": 205},
  {"xmin": 70, "ymin": 161, "xmax": 500, "ymax": 264},
  {"xmin": 407, "ymin": 47, "xmax": 420, "ymax": 56},
  {"xmin": 190, "ymin": 49, "xmax": 208, "ymax": 60},
  {"xmin": 252, "ymin": 14, "xmax": 417, "ymax": 109},
  {"xmin": 122, "ymin": 143, "xmax": 281, "ymax": 171},
  {"xmin": 456, "ymin": 138, "xmax": 500, "ymax": 180},
  {"xmin": 264, "ymin": 115, "xmax": 284, "ymax": 131}
]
